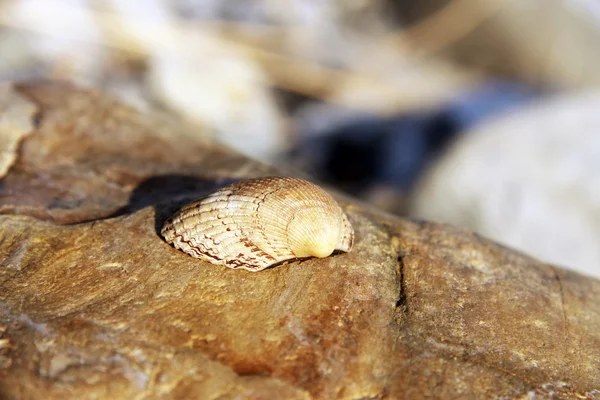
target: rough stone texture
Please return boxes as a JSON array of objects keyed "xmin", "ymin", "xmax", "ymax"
[
  {"xmin": 0, "ymin": 81, "xmax": 599, "ymax": 399},
  {"xmin": 409, "ymin": 92, "xmax": 600, "ymax": 279}
]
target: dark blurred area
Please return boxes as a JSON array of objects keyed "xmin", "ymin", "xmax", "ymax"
[
  {"xmin": 1, "ymin": 0, "xmax": 600, "ymax": 276},
  {"xmin": 287, "ymin": 80, "xmax": 538, "ymax": 213}
]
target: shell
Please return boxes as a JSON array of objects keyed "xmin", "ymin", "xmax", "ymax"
[{"xmin": 161, "ymin": 176, "xmax": 354, "ymax": 271}]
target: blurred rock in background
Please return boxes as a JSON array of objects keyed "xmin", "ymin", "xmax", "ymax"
[
  {"xmin": 409, "ymin": 92, "xmax": 600, "ymax": 278},
  {"xmin": 1, "ymin": 0, "xmax": 600, "ymax": 276}
]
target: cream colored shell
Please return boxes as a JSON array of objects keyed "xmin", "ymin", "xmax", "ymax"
[{"xmin": 161, "ymin": 176, "xmax": 354, "ymax": 271}]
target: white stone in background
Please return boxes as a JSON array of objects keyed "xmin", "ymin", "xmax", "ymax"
[
  {"xmin": 567, "ymin": 0, "xmax": 600, "ymax": 24},
  {"xmin": 409, "ymin": 92, "xmax": 600, "ymax": 278},
  {"xmin": 104, "ymin": 0, "xmax": 287, "ymax": 161},
  {"xmin": 4, "ymin": 0, "xmax": 105, "ymax": 80},
  {"xmin": 147, "ymin": 33, "xmax": 286, "ymax": 162}
]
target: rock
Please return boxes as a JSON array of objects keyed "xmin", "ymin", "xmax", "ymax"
[
  {"xmin": 0, "ymin": 84, "xmax": 38, "ymax": 178},
  {"xmin": 147, "ymin": 33, "xmax": 287, "ymax": 162},
  {"xmin": 3, "ymin": 0, "xmax": 106, "ymax": 81},
  {"xmin": 104, "ymin": 1, "xmax": 290, "ymax": 161},
  {"xmin": 409, "ymin": 92, "xmax": 600, "ymax": 279},
  {"xmin": 1, "ymin": 81, "xmax": 600, "ymax": 399}
]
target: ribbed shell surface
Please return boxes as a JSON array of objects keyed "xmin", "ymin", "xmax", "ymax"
[{"xmin": 161, "ymin": 177, "xmax": 354, "ymax": 271}]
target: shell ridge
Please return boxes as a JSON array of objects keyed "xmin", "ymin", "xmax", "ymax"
[
  {"xmin": 174, "ymin": 234, "xmax": 225, "ymax": 265},
  {"xmin": 214, "ymin": 181, "xmax": 287, "ymax": 267},
  {"xmin": 251, "ymin": 182, "xmax": 291, "ymax": 260},
  {"xmin": 178, "ymin": 195, "xmax": 260, "ymax": 234}
]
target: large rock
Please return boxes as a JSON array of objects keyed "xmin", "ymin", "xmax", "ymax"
[{"xmin": 0, "ymin": 82, "xmax": 599, "ymax": 399}]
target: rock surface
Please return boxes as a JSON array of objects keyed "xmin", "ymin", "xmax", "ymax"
[
  {"xmin": 409, "ymin": 92, "xmax": 600, "ymax": 279},
  {"xmin": 0, "ymin": 81, "xmax": 599, "ymax": 399}
]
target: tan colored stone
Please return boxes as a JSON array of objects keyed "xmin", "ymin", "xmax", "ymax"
[
  {"xmin": 0, "ymin": 82, "xmax": 599, "ymax": 399},
  {"xmin": 0, "ymin": 83, "xmax": 37, "ymax": 179}
]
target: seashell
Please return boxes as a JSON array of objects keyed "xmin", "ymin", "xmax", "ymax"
[{"xmin": 161, "ymin": 176, "xmax": 354, "ymax": 272}]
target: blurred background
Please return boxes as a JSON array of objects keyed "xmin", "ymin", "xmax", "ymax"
[{"xmin": 1, "ymin": 0, "xmax": 600, "ymax": 277}]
